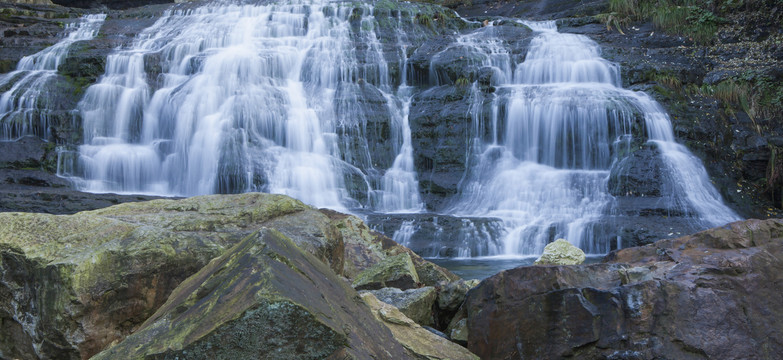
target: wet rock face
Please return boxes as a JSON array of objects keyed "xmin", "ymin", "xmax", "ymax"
[
  {"xmin": 463, "ymin": 219, "xmax": 783, "ymax": 359},
  {"xmin": 0, "ymin": 4, "xmax": 79, "ymax": 73},
  {"xmin": 50, "ymin": 0, "xmax": 172, "ymax": 10},
  {"xmin": 409, "ymin": 85, "xmax": 472, "ymax": 210},
  {"xmin": 574, "ymin": 3, "xmax": 783, "ymax": 219},
  {"xmin": 608, "ymin": 145, "xmax": 666, "ymax": 197},
  {"xmin": 452, "ymin": 0, "xmax": 607, "ymax": 20}
]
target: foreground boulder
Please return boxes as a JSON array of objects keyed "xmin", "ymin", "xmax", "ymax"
[
  {"xmin": 93, "ymin": 229, "xmax": 410, "ymax": 359},
  {"xmin": 0, "ymin": 193, "xmax": 456, "ymax": 359},
  {"xmin": 463, "ymin": 219, "xmax": 783, "ymax": 359}
]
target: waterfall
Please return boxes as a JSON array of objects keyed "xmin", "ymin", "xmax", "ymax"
[
  {"xmin": 451, "ymin": 21, "xmax": 739, "ymax": 255},
  {"xmin": 53, "ymin": 3, "xmax": 740, "ymax": 257},
  {"xmin": 0, "ymin": 14, "xmax": 105, "ymax": 140},
  {"xmin": 67, "ymin": 1, "xmax": 422, "ymax": 212}
]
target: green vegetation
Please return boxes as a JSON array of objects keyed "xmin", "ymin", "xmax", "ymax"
[
  {"xmin": 406, "ymin": 0, "xmax": 472, "ymax": 9},
  {"xmin": 684, "ymin": 74, "xmax": 783, "ymax": 125},
  {"xmin": 455, "ymin": 77, "xmax": 471, "ymax": 87},
  {"xmin": 598, "ymin": 0, "xmax": 729, "ymax": 43},
  {"xmin": 415, "ymin": 12, "xmax": 432, "ymax": 27},
  {"xmin": 651, "ymin": 72, "xmax": 682, "ymax": 91}
]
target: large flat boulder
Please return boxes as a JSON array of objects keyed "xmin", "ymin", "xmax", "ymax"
[
  {"xmin": 463, "ymin": 219, "xmax": 783, "ymax": 359},
  {"xmin": 92, "ymin": 229, "xmax": 411, "ymax": 359}
]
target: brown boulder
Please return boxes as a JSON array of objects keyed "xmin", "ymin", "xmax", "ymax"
[{"xmin": 464, "ymin": 219, "xmax": 783, "ymax": 359}]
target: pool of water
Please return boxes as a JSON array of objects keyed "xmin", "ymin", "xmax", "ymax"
[{"xmin": 430, "ymin": 255, "xmax": 605, "ymax": 280}]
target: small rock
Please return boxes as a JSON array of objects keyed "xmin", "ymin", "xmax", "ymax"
[
  {"xmin": 446, "ymin": 305, "xmax": 469, "ymax": 345},
  {"xmin": 618, "ymin": 266, "xmax": 653, "ymax": 285},
  {"xmin": 360, "ymin": 293, "xmax": 479, "ymax": 360},
  {"xmin": 449, "ymin": 318, "xmax": 468, "ymax": 343},
  {"xmin": 364, "ymin": 287, "xmax": 437, "ymax": 326},
  {"xmin": 534, "ymin": 239, "xmax": 586, "ymax": 265},
  {"xmin": 352, "ymin": 253, "xmax": 420, "ymax": 290},
  {"xmin": 437, "ymin": 279, "xmax": 481, "ymax": 312},
  {"xmin": 379, "ymin": 306, "xmax": 415, "ymax": 326}
]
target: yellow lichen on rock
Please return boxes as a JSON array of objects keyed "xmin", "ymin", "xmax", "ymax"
[{"xmin": 534, "ymin": 238, "xmax": 586, "ymax": 265}]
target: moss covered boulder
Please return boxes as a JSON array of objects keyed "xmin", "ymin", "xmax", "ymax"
[
  {"xmin": 0, "ymin": 192, "xmax": 456, "ymax": 359},
  {"xmin": 92, "ymin": 229, "xmax": 411, "ymax": 359},
  {"xmin": 533, "ymin": 238, "xmax": 586, "ymax": 265}
]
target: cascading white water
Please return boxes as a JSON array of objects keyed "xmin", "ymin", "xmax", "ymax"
[
  {"xmin": 67, "ymin": 1, "xmax": 422, "ymax": 212},
  {"xmin": 376, "ymin": 25, "xmax": 424, "ymax": 212},
  {"xmin": 637, "ymin": 95, "xmax": 740, "ymax": 226},
  {"xmin": 391, "ymin": 219, "xmax": 417, "ymax": 248},
  {"xmin": 53, "ymin": 5, "xmax": 739, "ymax": 258},
  {"xmin": 452, "ymin": 21, "xmax": 739, "ymax": 255},
  {"xmin": 378, "ymin": 84, "xmax": 425, "ymax": 212},
  {"xmin": 0, "ymin": 14, "xmax": 105, "ymax": 140}
]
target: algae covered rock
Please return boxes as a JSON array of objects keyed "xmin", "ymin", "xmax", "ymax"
[
  {"xmin": 363, "ymin": 286, "xmax": 437, "ymax": 326},
  {"xmin": 0, "ymin": 192, "xmax": 459, "ymax": 358},
  {"xmin": 360, "ymin": 293, "xmax": 480, "ymax": 360},
  {"xmin": 93, "ymin": 229, "xmax": 410, "ymax": 359},
  {"xmin": 534, "ymin": 238, "xmax": 586, "ymax": 265},
  {"xmin": 0, "ymin": 193, "xmax": 355, "ymax": 358},
  {"xmin": 0, "ymin": 211, "xmax": 221, "ymax": 359},
  {"xmin": 352, "ymin": 252, "xmax": 420, "ymax": 290}
]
